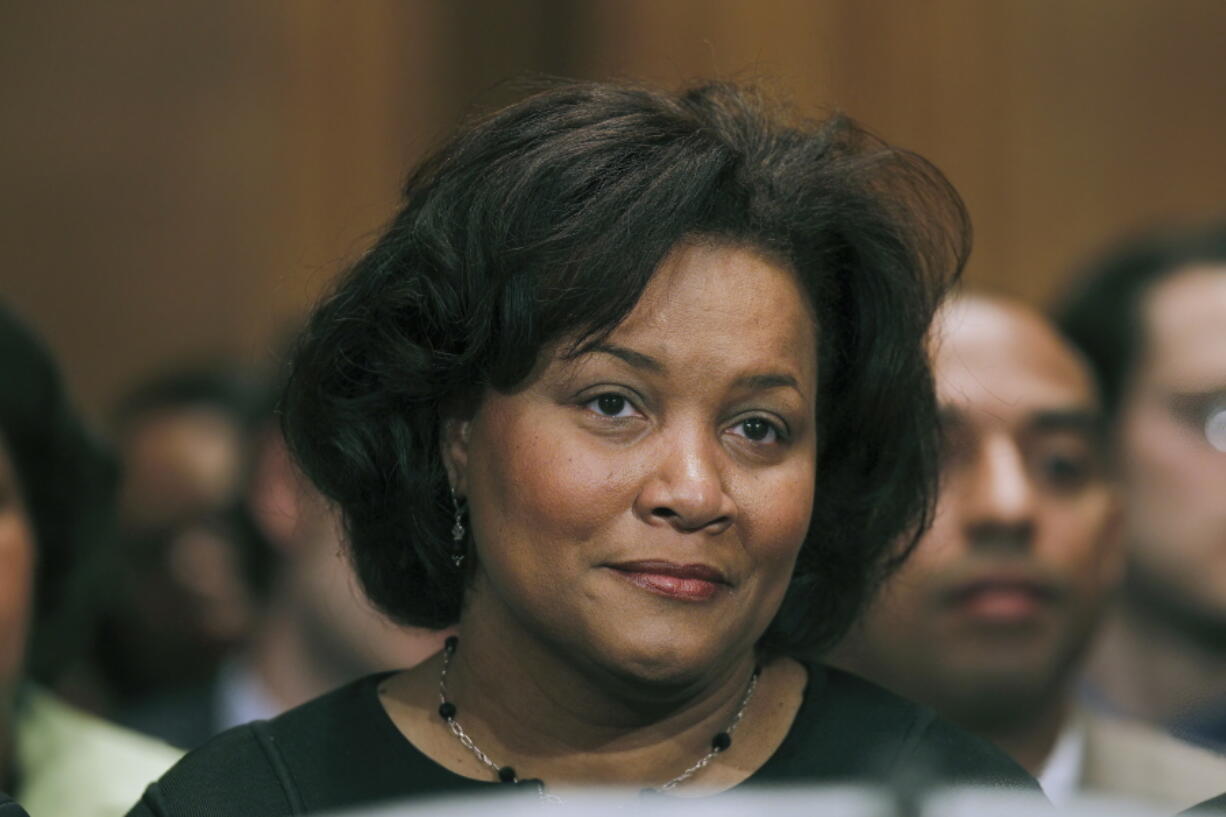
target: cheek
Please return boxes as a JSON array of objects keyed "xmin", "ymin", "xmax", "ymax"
[
  {"xmin": 466, "ymin": 406, "xmax": 638, "ymax": 563},
  {"xmin": 1121, "ymin": 411, "xmax": 1207, "ymax": 503},
  {"xmin": 1038, "ymin": 493, "xmax": 1118, "ymax": 582},
  {"xmin": 856, "ymin": 542, "xmax": 944, "ymax": 655},
  {"xmin": 731, "ymin": 457, "xmax": 816, "ymax": 576},
  {"xmin": 886, "ymin": 491, "xmax": 965, "ymax": 580},
  {"xmin": 0, "ymin": 512, "xmax": 35, "ymax": 684},
  {"xmin": 1120, "ymin": 411, "xmax": 1226, "ymax": 552},
  {"xmin": 919, "ymin": 501, "xmax": 963, "ymax": 559},
  {"xmin": 874, "ymin": 523, "xmax": 959, "ymax": 619}
]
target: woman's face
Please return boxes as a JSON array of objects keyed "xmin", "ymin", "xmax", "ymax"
[
  {"xmin": 446, "ymin": 242, "xmax": 818, "ymax": 685},
  {"xmin": 0, "ymin": 437, "xmax": 35, "ymax": 699}
]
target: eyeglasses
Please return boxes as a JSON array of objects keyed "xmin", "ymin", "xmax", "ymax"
[{"xmin": 1168, "ymin": 391, "xmax": 1226, "ymax": 453}]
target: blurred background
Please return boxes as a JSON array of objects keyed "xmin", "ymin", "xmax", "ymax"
[{"xmin": 2, "ymin": 0, "xmax": 1226, "ymax": 417}]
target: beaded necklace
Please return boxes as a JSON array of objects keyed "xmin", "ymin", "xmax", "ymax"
[{"xmin": 436, "ymin": 635, "xmax": 761, "ymax": 800}]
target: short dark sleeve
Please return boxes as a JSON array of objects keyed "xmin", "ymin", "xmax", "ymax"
[
  {"xmin": 124, "ymin": 722, "xmax": 296, "ymax": 817},
  {"xmin": 755, "ymin": 664, "xmax": 1042, "ymax": 795},
  {"xmin": 0, "ymin": 792, "xmax": 30, "ymax": 817},
  {"xmin": 897, "ymin": 708, "xmax": 1040, "ymax": 791},
  {"xmin": 123, "ymin": 673, "xmax": 475, "ymax": 816},
  {"xmin": 124, "ymin": 791, "xmax": 160, "ymax": 817}
]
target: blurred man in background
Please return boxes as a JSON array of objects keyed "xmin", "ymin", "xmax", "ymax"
[
  {"xmin": 831, "ymin": 294, "xmax": 1226, "ymax": 810},
  {"xmin": 88, "ymin": 366, "xmax": 264, "ymax": 719},
  {"xmin": 119, "ymin": 352, "xmax": 447, "ymax": 748},
  {"xmin": 0, "ymin": 304, "xmax": 180, "ymax": 817},
  {"xmin": 1057, "ymin": 222, "xmax": 1226, "ymax": 751},
  {"xmin": 235, "ymin": 406, "xmax": 449, "ymax": 726}
]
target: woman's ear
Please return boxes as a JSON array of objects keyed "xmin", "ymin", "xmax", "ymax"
[{"xmin": 440, "ymin": 416, "xmax": 472, "ymax": 496}]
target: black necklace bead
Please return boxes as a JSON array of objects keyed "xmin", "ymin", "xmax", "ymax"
[{"xmin": 440, "ymin": 633, "xmax": 755, "ymax": 792}]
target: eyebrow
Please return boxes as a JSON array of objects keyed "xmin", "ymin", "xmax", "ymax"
[
  {"xmin": 582, "ymin": 343, "xmax": 665, "ymax": 373},
  {"xmin": 1169, "ymin": 388, "xmax": 1226, "ymax": 415},
  {"xmin": 732, "ymin": 372, "xmax": 802, "ymax": 392},
  {"xmin": 938, "ymin": 405, "xmax": 1103, "ymax": 436},
  {"xmin": 1028, "ymin": 409, "xmax": 1103, "ymax": 436},
  {"xmin": 578, "ymin": 343, "xmax": 803, "ymax": 394}
]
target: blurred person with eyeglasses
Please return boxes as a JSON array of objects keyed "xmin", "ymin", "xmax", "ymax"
[
  {"xmin": 830, "ymin": 294, "xmax": 1226, "ymax": 811},
  {"xmin": 1056, "ymin": 222, "xmax": 1226, "ymax": 752}
]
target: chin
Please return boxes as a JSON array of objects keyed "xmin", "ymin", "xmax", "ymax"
[{"xmin": 578, "ymin": 628, "xmax": 744, "ymax": 693}]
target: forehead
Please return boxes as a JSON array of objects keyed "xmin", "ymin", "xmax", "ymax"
[
  {"xmin": 1140, "ymin": 266, "xmax": 1226, "ymax": 389},
  {"xmin": 119, "ymin": 406, "xmax": 245, "ymax": 522},
  {"xmin": 934, "ymin": 299, "xmax": 1096, "ymax": 420},
  {"xmin": 599, "ymin": 242, "xmax": 818, "ymax": 381}
]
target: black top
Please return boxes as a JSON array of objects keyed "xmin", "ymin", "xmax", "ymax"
[
  {"xmin": 120, "ymin": 678, "xmax": 221, "ymax": 750},
  {"xmin": 126, "ymin": 664, "xmax": 1040, "ymax": 816}
]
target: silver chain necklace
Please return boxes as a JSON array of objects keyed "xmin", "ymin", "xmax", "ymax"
[{"xmin": 436, "ymin": 635, "xmax": 761, "ymax": 799}]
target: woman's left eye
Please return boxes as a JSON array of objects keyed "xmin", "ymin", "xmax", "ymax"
[
  {"xmin": 729, "ymin": 417, "xmax": 781, "ymax": 444},
  {"xmin": 585, "ymin": 393, "xmax": 638, "ymax": 418}
]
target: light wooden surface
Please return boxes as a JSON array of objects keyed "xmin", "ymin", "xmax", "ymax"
[{"xmin": 3, "ymin": 0, "xmax": 1224, "ymax": 416}]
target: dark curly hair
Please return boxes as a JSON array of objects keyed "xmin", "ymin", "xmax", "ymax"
[
  {"xmin": 282, "ymin": 80, "xmax": 969, "ymax": 654},
  {"xmin": 0, "ymin": 303, "xmax": 117, "ymax": 682},
  {"xmin": 1055, "ymin": 220, "xmax": 1226, "ymax": 425}
]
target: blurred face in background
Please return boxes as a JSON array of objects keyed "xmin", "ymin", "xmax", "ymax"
[
  {"xmin": 249, "ymin": 429, "xmax": 447, "ymax": 684},
  {"xmin": 110, "ymin": 405, "xmax": 255, "ymax": 692},
  {"xmin": 834, "ymin": 297, "xmax": 1120, "ymax": 725},
  {"xmin": 118, "ymin": 407, "xmax": 244, "ymax": 533},
  {"xmin": 1117, "ymin": 267, "xmax": 1226, "ymax": 636},
  {"xmin": 0, "ymin": 436, "xmax": 35, "ymax": 718}
]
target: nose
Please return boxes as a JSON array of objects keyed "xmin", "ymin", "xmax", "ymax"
[
  {"xmin": 962, "ymin": 435, "xmax": 1036, "ymax": 551},
  {"xmin": 635, "ymin": 423, "xmax": 736, "ymax": 534}
]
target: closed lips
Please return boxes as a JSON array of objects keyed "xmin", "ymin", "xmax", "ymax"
[
  {"xmin": 605, "ymin": 561, "xmax": 730, "ymax": 601},
  {"xmin": 948, "ymin": 577, "xmax": 1057, "ymax": 603},
  {"xmin": 605, "ymin": 560, "xmax": 730, "ymax": 583}
]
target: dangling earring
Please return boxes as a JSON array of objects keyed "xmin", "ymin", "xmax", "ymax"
[{"xmin": 450, "ymin": 488, "xmax": 466, "ymax": 568}]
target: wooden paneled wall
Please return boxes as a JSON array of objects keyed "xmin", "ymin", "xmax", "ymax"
[{"xmin": 3, "ymin": 1, "xmax": 1225, "ymax": 416}]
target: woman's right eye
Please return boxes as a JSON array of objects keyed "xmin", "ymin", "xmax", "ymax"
[{"xmin": 585, "ymin": 393, "xmax": 637, "ymax": 418}]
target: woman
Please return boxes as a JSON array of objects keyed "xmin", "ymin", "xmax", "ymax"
[
  {"xmin": 129, "ymin": 80, "xmax": 1038, "ymax": 814},
  {"xmin": 0, "ymin": 305, "xmax": 182, "ymax": 816}
]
